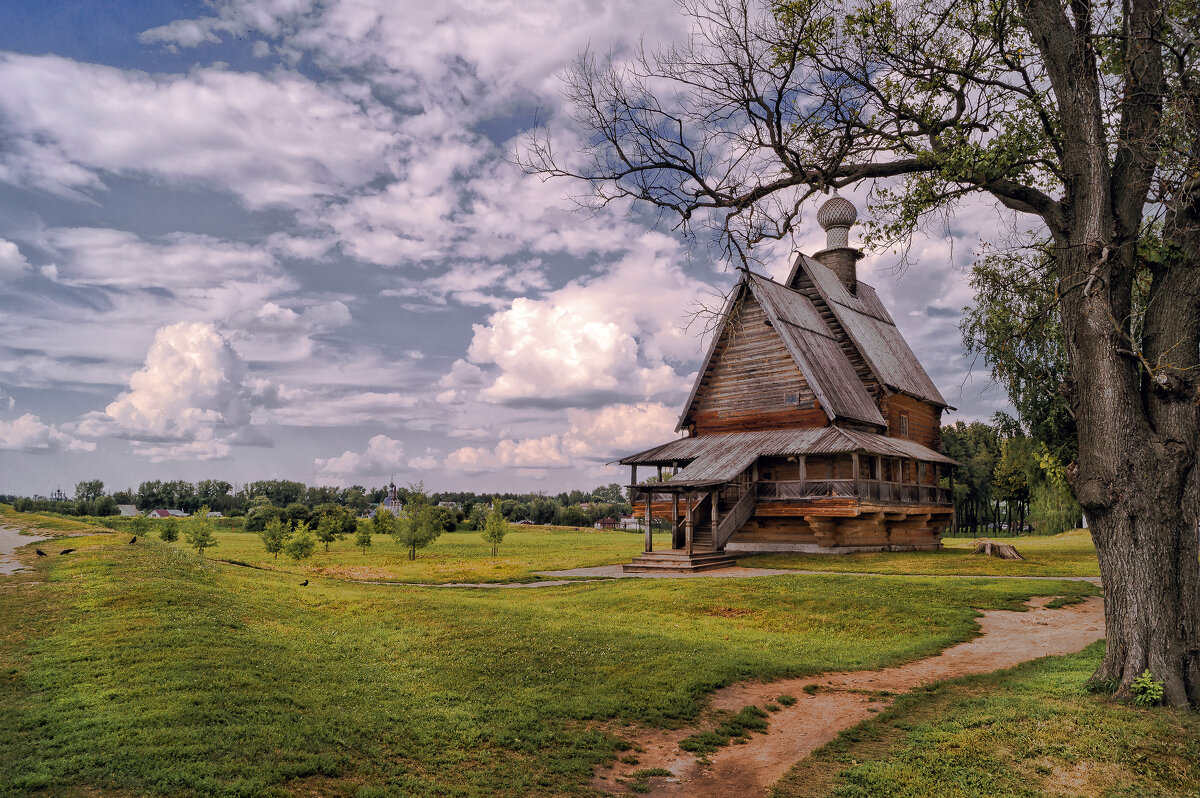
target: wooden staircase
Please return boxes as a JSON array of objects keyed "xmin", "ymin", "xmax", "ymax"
[
  {"xmin": 623, "ymin": 548, "xmax": 740, "ymax": 573},
  {"xmin": 622, "ymin": 472, "xmax": 755, "ymax": 573}
]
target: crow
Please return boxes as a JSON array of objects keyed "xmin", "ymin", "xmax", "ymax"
[
  {"xmin": 35, "ymin": 548, "xmax": 47, "ymax": 557},
  {"xmin": 300, "ymin": 580, "xmax": 309, "ymax": 586},
  {"xmin": 128, "ymin": 536, "xmax": 137, "ymax": 544},
  {"xmin": 59, "ymin": 548, "xmax": 76, "ymax": 555}
]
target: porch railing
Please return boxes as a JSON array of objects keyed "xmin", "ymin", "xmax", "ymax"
[{"xmin": 758, "ymin": 480, "xmax": 951, "ymax": 505}]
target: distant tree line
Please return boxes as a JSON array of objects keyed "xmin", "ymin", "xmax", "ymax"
[
  {"xmin": 6, "ymin": 478, "xmax": 635, "ymax": 529},
  {"xmin": 942, "ymin": 416, "xmax": 1083, "ymax": 536}
]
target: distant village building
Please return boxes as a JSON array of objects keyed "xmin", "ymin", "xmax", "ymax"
[
  {"xmin": 594, "ymin": 517, "xmax": 619, "ymax": 530},
  {"xmin": 147, "ymin": 509, "xmax": 188, "ymax": 518},
  {"xmin": 49, "ymin": 488, "xmax": 67, "ymax": 502},
  {"xmin": 117, "ymin": 505, "xmax": 140, "ymax": 517},
  {"xmin": 367, "ymin": 483, "xmax": 404, "ymax": 519},
  {"xmin": 620, "ymin": 194, "xmax": 957, "ymax": 572}
]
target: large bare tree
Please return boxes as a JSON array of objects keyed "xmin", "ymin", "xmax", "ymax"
[{"xmin": 520, "ymin": 0, "xmax": 1200, "ymax": 705}]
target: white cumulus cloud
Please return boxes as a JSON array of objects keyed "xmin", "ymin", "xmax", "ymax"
[
  {"xmin": 314, "ymin": 434, "xmax": 434, "ymax": 482},
  {"xmin": 76, "ymin": 322, "xmax": 271, "ymax": 457},
  {"xmin": 0, "ymin": 414, "xmax": 95, "ymax": 454},
  {"xmin": 444, "ymin": 402, "xmax": 677, "ymax": 473},
  {"xmin": 0, "ymin": 239, "xmax": 30, "ymax": 280},
  {"xmin": 464, "ymin": 234, "xmax": 711, "ymax": 405}
]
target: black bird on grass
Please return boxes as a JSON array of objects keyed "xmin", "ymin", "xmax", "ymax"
[
  {"xmin": 300, "ymin": 580, "xmax": 309, "ymax": 586},
  {"xmin": 128, "ymin": 536, "xmax": 137, "ymax": 544},
  {"xmin": 35, "ymin": 548, "xmax": 47, "ymax": 557},
  {"xmin": 59, "ymin": 548, "xmax": 76, "ymax": 555}
]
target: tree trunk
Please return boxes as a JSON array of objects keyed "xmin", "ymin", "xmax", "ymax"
[
  {"xmin": 1059, "ymin": 241, "xmax": 1200, "ymax": 707},
  {"xmin": 1085, "ymin": 471, "xmax": 1200, "ymax": 706}
]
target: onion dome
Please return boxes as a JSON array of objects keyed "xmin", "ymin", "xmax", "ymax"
[{"xmin": 816, "ymin": 192, "xmax": 857, "ymax": 248}]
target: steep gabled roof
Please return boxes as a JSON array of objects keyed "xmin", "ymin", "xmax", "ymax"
[
  {"xmin": 677, "ymin": 272, "xmax": 886, "ymax": 431},
  {"xmin": 786, "ymin": 254, "xmax": 949, "ymax": 408}
]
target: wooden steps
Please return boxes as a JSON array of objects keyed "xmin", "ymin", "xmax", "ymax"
[{"xmin": 623, "ymin": 548, "xmax": 740, "ymax": 573}]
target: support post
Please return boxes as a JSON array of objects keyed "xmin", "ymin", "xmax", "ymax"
[
  {"xmin": 644, "ymin": 490, "xmax": 653, "ymax": 553},
  {"xmin": 657, "ymin": 465, "xmax": 663, "ymax": 482},
  {"xmin": 852, "ymin": 453, "xmax": 860, "ymax": 498},
  {"xmin": 685, "ymin": 493, "xmax": 694, "ymax": 555},
  {"xmin": 710, "ymin": 489, "xmax": 720, "ymax": 550},
  {"xmin": 672, "ymin": 492, "xmax": 681, "ymax": 550}
]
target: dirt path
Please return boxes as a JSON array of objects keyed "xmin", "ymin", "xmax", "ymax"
[
  {"xmin": 594, "ymin": 595, "xmax": 1105, "ymax": 796},
  {"xmin": 0, "ymin": 525, "xmax": 50, "ymax": 575}
]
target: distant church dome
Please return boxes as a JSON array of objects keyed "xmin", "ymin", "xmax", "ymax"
[{"xmin": 816, "ymin": 192, "xmax": 857, "ymax": 248}]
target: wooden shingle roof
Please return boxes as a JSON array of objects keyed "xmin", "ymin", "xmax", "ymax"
[
  {"xmin": 787, "ymin": 254, "xmax": 949, "ymax": 408},
  {"xmin": 619, "ymin": 427, "xmax": 957, "ymax": 487}
]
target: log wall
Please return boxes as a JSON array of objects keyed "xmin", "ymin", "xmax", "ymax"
[
  {"xmin": 881, "ymin": 393, "xmax": 943, "ymax": 450},
  {"xmin": 690, "ymin": 295, "xmax": 821, "ymax": 434}
]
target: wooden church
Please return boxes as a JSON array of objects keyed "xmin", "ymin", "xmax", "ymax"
[{"xmin": 620, "ymin": 194, "xmax": 956, "ymax": 571}]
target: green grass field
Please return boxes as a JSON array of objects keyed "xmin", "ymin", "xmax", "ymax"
[
  {"xmin": 738, "ymin": 529, "xmax": 1100, "ymax": 578},
  {"xmin": 771, "ymin": 641, "xmax": 1200, "ymax": 797},
  {"xmin": 178, "ymin": 525, "xmax": 671, "ymax": 584},
  {"xmin": 1, "ymin": 531, "xmax": 1101, "ymax": 797},
  {"xmin": 1, "ymin": 505, "xmax": 670, "ymax": 584}
]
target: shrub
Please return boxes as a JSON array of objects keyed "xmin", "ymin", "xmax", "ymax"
[
  {"xmin": 158, "ymin": 518, "xmax": 179, "ymax": 543},
  {"xmin": 284, "ymin": 523, "xmax": 317, "ymax": 563},
  {"xmin": 1131, "ymin": 669, "xmax": 1164, "ymax": 707}
]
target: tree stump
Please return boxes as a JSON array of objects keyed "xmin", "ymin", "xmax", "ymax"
[{"xmin": 972, "ymin": 538, "xmax": 1024, "ymax": 560}]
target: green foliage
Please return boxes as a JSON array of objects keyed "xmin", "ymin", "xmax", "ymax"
[
  {"xmin": 1028, "ymin": 446, "xmax": 1083, "ymax": 535},
  {"xmin": 73, "ymin": 479, "xmax": 105, "ymax": 502},
  {"xmin": 393, "ymin": 484, "xmax": 445, "ymax": 561},
  {"xmin": 184, "ymin": 506, "xmax": 217, "ymax": 556},
  {"xmin": 428, "ymin": 505, "xmax": 457, "ymax": 533},
  {"xmin": 259, "ymin": 517, "xmax": 290, "ymax": 561},
  {"xmin": 559, "ymin": 505, "xmax": 590, "ymax": 527},
  {"xmin": 370, "ymin": 506, "xmax": 396, "ymax": 538},
  {"xmin": 158, "ymin": 517, "xmax": 179, "ymax": 544},
  {"xmin": 243, "ymin": 501, "xmax": 282, "ymax": 533},
  {"xmin": 482, "ymin": 496, "xmax": 508, "ymax": 556},
  {"xmin": 282, "ymin": 501, "xmax": 312, "ymax": 528},
  {"xmin": 283, "ymin": 522, "xmax": 317, "ymax": 563},
  {"xmin": 1131, "ymin": 670, "xmax": 1164, "ymax": 707},
  {"xmin": 128, "ymin": 515, "xmax": 150, "ymax": 536},
  {"xmin": 466, "ymin": 503, "xmax": 488, "ymax": 531},
  {"xmin": 962, "ymin": 243, "xmax": 1077, "ymax": 462},
  {"xmin": 354, "ymin": 520, "xmax": 372, "ymax": 555},
  {"xmin": 314, "ymin": 504, "xmax": 354, "ymax": 552},
  {"xmin": 777, "ymin": 694, "xmax": 798, "ymax": 706}
]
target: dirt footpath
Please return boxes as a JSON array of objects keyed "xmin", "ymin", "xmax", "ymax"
[{"xmin": 594, "ymin": 595, "xmax": 1105, "ymax": 796}]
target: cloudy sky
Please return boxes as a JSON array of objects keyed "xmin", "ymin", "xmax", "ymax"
[{"xmin": 0, "ymin": 0, "xmax": 1011, "ymax": 497}]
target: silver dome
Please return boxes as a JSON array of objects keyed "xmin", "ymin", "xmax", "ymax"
[{"xmin": 816, "ymin": 195, "xmax": 858, "ymax": 231}]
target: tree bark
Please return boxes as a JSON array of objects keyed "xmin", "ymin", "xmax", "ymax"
[{"xmin": 1058, "ymin": 239, "xmax": 1200, "ymax": 707}]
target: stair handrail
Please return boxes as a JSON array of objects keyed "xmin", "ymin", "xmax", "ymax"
[{"xmin": 713, "ymin": 481, "xmax": 757, "ymax": 551}]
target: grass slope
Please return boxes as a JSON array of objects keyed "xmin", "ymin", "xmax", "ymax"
[
  {"xmin": 738, "ymin": 529, "xmax": 1100, "ymax": 578},
  {"xmin": 771, "ymin": 642, "xmax": 1200, "ymax": 798},
  {"xmin": 0, "ymin": 534, "xmax": 1096, "ymax": 797}
]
